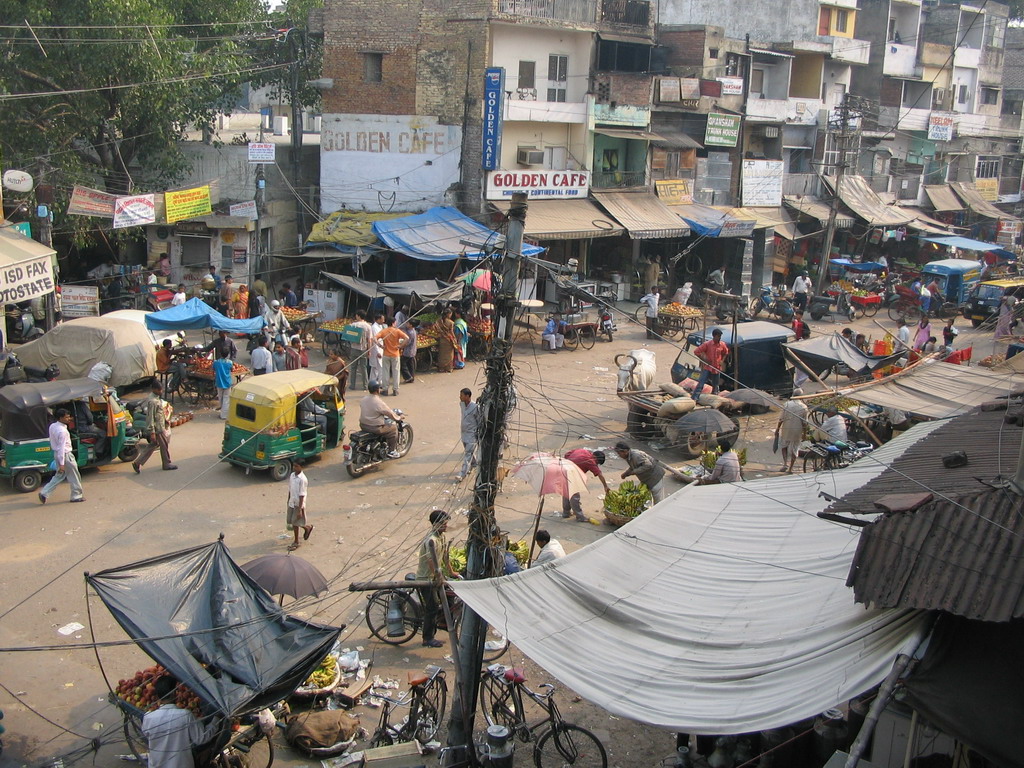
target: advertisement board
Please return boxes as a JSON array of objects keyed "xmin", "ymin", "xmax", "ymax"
[
  {"xmin": 164, "ymin": 186, "xmax": 213, "ymax": 223},
  {"xmin": 655, "ymin": 179, "xmax": 694, "ymax": 205},
  {"xmin": 482, "ymin": 67, "xmax": 506, "ymax": 171},
  {"xmin": 705, "ymin": 113, "xmax": 741, "ymax": 147},
  {"xmin": 67, "ymin": 185, "xmax": 116, "ymax": 218},
  {"xmin": 0, "ymin": 254, "xmax": 54, "ymax": 304},
  {"xmin": 61, "ymin": 284, "xmax": 101, "ymax": 317},
  {"xmin": 485, "ymin": 170, "xmax": 590, "ymax": 199},
  {"xmin": 113, "ymin": 194, "xmax": 156, "ymax": 229},
  {"xmin": 247, "ymin": 142, "xmax": 276, "ymax": 163},
  {"xmin": 927, "ymin": 112, "xmax": 955, "ymax": 142},
  {"xmin": 741, "ymin": 160, "xmax": 784, "ymax": 207}
]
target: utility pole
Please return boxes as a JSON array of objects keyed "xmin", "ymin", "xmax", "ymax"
[
  {"xmin": 287, "ymin": 25, "xmax": 305, "ymax": 255},
  {"xmin": 444, "ymin": 192, "xmax": 528, "ymax": 766},
  {"xmin": 815, "ymin": 94, "xmax": 862, "ymax": 295},
  {"xmin": 255, "ymin": 128, "xmax": 266, "ymax": 281},
  {"xmin": 36, "ymin": 179, "xmax": 56, "ymax": 329}
]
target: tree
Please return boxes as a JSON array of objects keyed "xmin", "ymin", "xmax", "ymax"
[
  {"xmin": 0, "ymin": 0, "xmax": 271, "ymax": 206},
  {"xmin": 1010, "ymin": 1, "xmax": 1024, "ymax": 21}
]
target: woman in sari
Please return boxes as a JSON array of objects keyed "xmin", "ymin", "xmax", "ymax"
[
  {"xmin": 453, "ymin": 309, "xmax": 469, "ymax": 369},
  {"xmin": 231, "ymin": 284, "xmax": 250, "ymax": 319},
  {"xmin": 435, "ymin": 308, "xmax": 457, "ymax": 373}
]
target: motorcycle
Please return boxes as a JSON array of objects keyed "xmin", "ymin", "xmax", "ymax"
[
  {"xmin": 4, "ymin": 305, "xmax": 43, "ymax": 344},
  {"xmin": 345, "ymin": 410, "xmax": 414, "ymax": 477},
  {"xmin": 599, "ymin": 308, "xmax": 616, "ymax": 342},
  {"xmin": 748, "ymin": 285, "xmax": 794, "ymax": 322}
]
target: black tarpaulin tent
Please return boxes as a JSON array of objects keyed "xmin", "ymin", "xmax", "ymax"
[
  {"xmin": 784, "ymin": 333, "xmax": 902, "ymax": 378},
  {"xmin": 87, "ymin": 540, "xmax": 342, "ymax": 717}
]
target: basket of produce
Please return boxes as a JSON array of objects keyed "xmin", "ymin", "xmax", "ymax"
[
  {"xmin": 658, "ymin": 303, "xmax": 703, "ymax": 318},
  {"xmin": 113, "ymin": 664, "xmax": 204, "ymax": 716},
  {"xmin": 281, "ymin": 306, "xmax": 318, "ymax": 323},
  {"xmin": 319, "ymin": 318, "xmax": 352, "ymax": 334},
  {"xmin": 850, "ymin": 293, "xmax": 881, "ymax": 307},
  {"xmin": 603, "ymin": 481, "xmax": 652, "ymax": 527},
  {"xmin": 291, "ymin": 653, "xmax": 342, "ymax": 697},
  {"xmin": 467, "ymin": 317, "xmax": 494, "ymax": 337}
]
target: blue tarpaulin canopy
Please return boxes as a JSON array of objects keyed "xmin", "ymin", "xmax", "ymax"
[
  {"xmin": 145, "ymin": 298, "xmax": 266, "ymax": 333},
  {"xmin": 831, "ymin": 258, "xmax": 887, "ymax": 272},
  {"xmin": 923, "ymin": 236, "xmax": 1015, "ymax": 258},
  {"xmin": 372, "ymin": 206, "xmax": 545, "ymax": 261}
]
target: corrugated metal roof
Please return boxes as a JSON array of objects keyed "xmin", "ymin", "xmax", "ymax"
[
  {"xmin": 592, "ymin": 191, "xmax": 691, "ymax": 239},
  {"xmin": 847, "ymin": 488, "xmax": 1024, "ymax": 621},
  {"xmin": 950, "ymin": 181, "xmax": 1021, "ymax": 222},
  {"xmin": 826, "ymin": 175, "xmax": 913, "ymax": 227},
  {"xmin": 924, "ymin": 184, "xmax": 964, "ymax": 212},
  {"xmin": 783, "ymin": 195, "xmax": 855, "ymax": 229}
]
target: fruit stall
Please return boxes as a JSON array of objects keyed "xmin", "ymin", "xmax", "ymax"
[
  {"xmin": 281, "ymin": 306, "xmax": 321, "ymax": 338},
  {"xmin": 183, "ymin": 358, "xmax": 250, "ymax": 404},
  {"xmin": 655, "ymin": 303, "xmax": 703, "ymax": 339}
]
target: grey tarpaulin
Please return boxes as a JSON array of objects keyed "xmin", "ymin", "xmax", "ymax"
[
  {"xmin": 0, "ymin": 378, "xmax": 105, "ymax": 441},
  {"xmin": 784, "ymin": 333, "xmax": 902, "ymax": 378},
  {"xmin": 87, "ymin": 540, "xmax": 342, "ymax": 717}
]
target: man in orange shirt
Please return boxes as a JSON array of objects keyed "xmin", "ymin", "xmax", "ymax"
[
  {"xmin": 376, "ymin": 317, "xmax": 409, "ymax": 396},
  {"xmin": 692, "ymin": 328, "xmax": 729, "ymax": 400}
]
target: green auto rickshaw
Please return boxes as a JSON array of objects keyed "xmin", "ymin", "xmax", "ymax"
[
  {"xmin": 0, "ymin": 378, "xmax": 141, "ymax": 493},
  {"xmin": 219, "ymin": 369, "xmax": 345, "ymax": 481}
]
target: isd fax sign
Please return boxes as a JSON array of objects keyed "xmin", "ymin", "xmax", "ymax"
[{"xmin": 482, "ymin": 67, "xmax": 505, "ymax": 171}]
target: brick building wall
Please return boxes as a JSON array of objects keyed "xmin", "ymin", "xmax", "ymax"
[{"xmin": 660, "ymin": 28, "xmax": 708, "ymax": 70}]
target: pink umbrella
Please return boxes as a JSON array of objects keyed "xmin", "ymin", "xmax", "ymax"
[
  {"xmin": 510, "ymin": 452, "xmax": 589, "ymax": 563},
  {"xmin": 459, "ymin": 269, "xmax": 494, "ymax": 292}
]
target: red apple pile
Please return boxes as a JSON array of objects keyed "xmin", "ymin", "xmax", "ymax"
[{"xmin": 115, "ymin": 665, "xmax": 203, "ymax": 716}]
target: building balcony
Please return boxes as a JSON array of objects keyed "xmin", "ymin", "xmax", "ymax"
[
  {"xmin": 495, "ymin": 0, "xmax": 597, "ymax": 25},
  {"xmin": 747, "ymin": 98, "xmax": 789, "ymax": 122},
  {"xmin": 953, "ymin": 47, "xmax": 981, "ymax": 69},
  {"xmin": 600, "ymin": 0, "xmax": 650, "ymax": 28},
  {"xmin": 506, "ymin": 97, "xmax": 588, "ymax": 123},
  {"xmin": 883, "ymin": 44, "xmax": 920, "ymax": 77},
  {"xmin": 830, "ymin": 37, "xmax": 870, "ymax": 66},
  {"xmin": 592, "ymin": 169, "xmax": 647, "ymax": 189}
]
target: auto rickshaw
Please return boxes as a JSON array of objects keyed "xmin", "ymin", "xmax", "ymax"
[
  {"xmin": 220, "ymin": 369, "xmax": 345, "ymax": 481},
  {"xmin": 0, "ymin": 378, "xmax": 140, "ymax": 493},
  {"xmin": 672, "ymin": 321, "xmax": 796, "ymax": 395}
]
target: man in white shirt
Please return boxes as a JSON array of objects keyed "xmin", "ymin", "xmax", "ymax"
[
  {"xmin": 285, "ymin": 461, "xmax": 312, "ymax": 550},
  {"xmin": 532, "ymin": 530, "xmax": 566, "ymax": 567},
  {"xmin": 349, "ymin": 310, "xmax": 373, "ymax": 391},
  {"xmin": 358, "ymin": 381, "xmax": 401, "ymax": 457},
  {"xmin": 895, "ymin": 318, "xmax": 911, "ymax": 351},
  {"xmin": 791, "ymin": 271, "xmax": 812, "ymax": 312},
  {"xmin": 142, "ymin": 676, "xmax": 208, "ymax": 768},
  {"xmin": 639, "ymin": 286, "xmax": 660, "ymax": 339},
  {"xmin": 369, "ymin": 313, "xmax": 385, "ymax": 386},
  {"xmin": 457, "ymin": 388, "xmax": 480, "ymax": 481},
  {"xmin": 819, "ymin": 406, "xmax": 849, "ymax": 444},
  {"xmin": 171, "ymin": 284, "xmax": 187, "ymax": 306},
  {"xmin": 39, "ymin": 408, "xmax": 84, "ymax": 504},
  {"xmin": 250, "ymin": 337, "xmax": 272, "ymax": 375}
]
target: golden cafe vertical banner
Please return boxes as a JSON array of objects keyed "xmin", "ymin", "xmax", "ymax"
[{"xmin": 164, "ymin": 185, "xmax": 212, "ymax": 223}]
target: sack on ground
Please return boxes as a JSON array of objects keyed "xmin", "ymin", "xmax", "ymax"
[{"xmin": 285, "ymin": 710, "xmax": 361, "ymax": 753}]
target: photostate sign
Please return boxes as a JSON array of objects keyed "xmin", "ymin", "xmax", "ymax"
[
  {"xmin": 0, "ymin": 255, "xmax": 55, "ymax": 304},
  {"xmin": 705, "ymin": 112, "xmax": 741, "ymax": 147}
]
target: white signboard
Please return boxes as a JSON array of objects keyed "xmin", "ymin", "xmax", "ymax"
[
  {"xmin": 721, "ymin": 218, "xmax": 756, "ymax": 238},
  {"xmin": 485, "ymin": 170, "xmax": 591, "ymax": 200},
  {"xmin": 718, "ymin": 77, "xmax": 744, "ymax": 95},
  {"xmin": 60, "ymin": 284, "xmax": 101, "ymax": 317},
  {"xmin": 320, "ymin": 114, "xmax": 462, "ymax": 213},
  {"xmin": 928, "ymin": 112, "xmax": 955, "ymax": 142},
  {"xmin": 247, "ymin": 142, "xmax": 276, "ymax": 163},
  {"xmin": 741, "ymin": 159, "xmax": 785, "ymax": 207},
  {"xmin": 229, "ymin": 200, "xmax": 259, "ymax": 220},
  {"xmin": 113, "ymin": 194, "xmax": 156, "ymax": 229},
  {"xmin": 0, "ymin": 255, "xmax": 55, "ymax": 304}
]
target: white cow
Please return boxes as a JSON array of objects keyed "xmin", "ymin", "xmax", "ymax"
[{"xmin": 615, "ymin": 349, "xmax": 656, "ymax": 392}]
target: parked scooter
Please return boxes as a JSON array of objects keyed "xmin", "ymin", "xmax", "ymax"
[
  {"xmin": 344, "ymin": 410, "xmax": 414, "ymax": 477},
  {"xmin": 808, "ymin": 289, "xmax": 855, "ymax": 322},
  {"xmin": 4, "ymin": 305, "xmax": 43, "ymax": 343},
  {"xmin": 599, "ymin": 308, "xmax": 616, "ymax": 342}
]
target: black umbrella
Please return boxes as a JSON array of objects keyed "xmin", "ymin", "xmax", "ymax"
[
  {"xmin": 673, "ymin": 408, "xmax": 738, "ymax": 435},
  {"xmin": 241, "ymin": 553, "xmax": 329, "ymax": 603},
  {"xmin": 727, "ymin": 388, "xmax": 784, "ymax": 411}
]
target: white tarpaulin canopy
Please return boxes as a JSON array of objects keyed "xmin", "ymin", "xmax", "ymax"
[
  {"xmin": 453, "ymin": 425, "xmax": 941, "ymax": 733},
  {"xmin": 841, "ymin": 361, "xmax": 1024, "ymax": 418}
]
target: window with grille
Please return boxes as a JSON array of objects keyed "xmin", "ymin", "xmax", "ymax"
[
  {"xmin": 363, "ymin": 52, "xmax": 383, "ymax": 83},
  {"xmin": 981, "ymin": 87, "xmax": 999, "ymax": 106},
  {"xmin": 976, "ymin": 156, "xmax": 1000, "ymax": 179},
  {"xmin": 547, "ymin": 55, "xmax": 567, "ymax": 102},
  {"xmin": 518, "ymin": 61, "xmax": 536, "ymax": 89}
]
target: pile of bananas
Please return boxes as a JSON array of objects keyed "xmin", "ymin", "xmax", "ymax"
[
  {"xmin": 604, "ymin": 481, "xmax": 651, "ymax": 519},
  {"xmin": 302, "ymin": 655, "xmax": 339, "ymax": 689}
]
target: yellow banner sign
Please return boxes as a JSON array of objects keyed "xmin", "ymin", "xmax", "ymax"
[
  {"xmin": 164, "ymin": 185, "xmax": 212, "ymax": 223},
  {"xmin": 974, "ymin": 177, "xmax": 999, "ymax": 202},
  {"xmin": 655, "ymin": 179, "xmax": 693, "ymax": 205}
]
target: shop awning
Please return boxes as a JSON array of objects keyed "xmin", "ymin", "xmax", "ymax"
[
  {"xmin": 730, "ymin": 206, "xmax": 793, "ymax": 230},
  {"xmin": 307, "ymin": 210, "xmax": 404, "ymax": 249},
  {"xmin": 666, "ymin": 203, "xmax": 755, "ymax": 237},
  {"xmin": 0, "ymin": 226, "xmax": 56, "ymax": 304},
  {"xmin": 651, "ymin": 130, "xmax": 703, "ymax": 150},
  {"xmin": 490, "ymin": 199, "xmax": 623, "ymax": 240},
  {"xmin": 783, "ymin": 195, "xmax": 855, "ymax": 229},
  {"xmin": 922, "ymin": 235, "xmax": 1014, "ymax": 256},
  {"xmin": 371, "ymin": 206, "xmax": 545, "ymax": 261},
  {"xmin": 593, "ymin": 128, "xmax": 665, "ymax": 141},
  {"xmin": 825, "ymin": 175, "xmax": 913, "ymax": 227},
  {"xmin": 592, "ymin": 191, "xmax": 690, "ymax": 239},
  {"xmin": 897, "ymin": 206, "xmax": 954, "ymax": 235},
  {"xmin": 321, "ymin": 272, "xmax": 464, "ymax": 303},
  {"xmin": 923, "ymin": 184, "xmax": 964, "ymax": 212},
  {"xmin": 950, "ymin": 182, "xmax": 1020, "ymax": 222}
]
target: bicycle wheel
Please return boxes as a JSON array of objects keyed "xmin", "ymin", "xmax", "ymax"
[
  {"xmin": 938, "ymin": 302, "xmax": 958, "ymax": 320},
  {"xmin": 579, "ymin": 326, "xmax": 596, "ymax": 350},
  {"xmin": 123, "ymin": 716, "xmax": 148, "ymax": 763},
  {"xmin": 632, "ymin": 305, "xmax": 646, "ymax": 323},
  {"xmin": 564, "ymin": 329, "xmax": 580, "ymax": 351},
  {"xmin": 534, "ymin": 723, "xmax": 608, "ymax": 768},
  {"xmin": 863, "ymin": 301, "xmax": 879, "ymax": 317},
  {"xmin": 413, "ymin": 676, "xmax": 448, "ymax": 743},
  {"xmin": 887, "ymin": 303, "xmax": 908, "ymax": 322},
  {"xmin": 683, "ymin": 253, "xmax": 703, "ymax": 275},
  {"xmin": 365, "ymin": 589, "xmax": 421, "ymax": 645},
  {"xmin": 803, "ymin": 453, "xmax": 825, "ymax": 473},
  {"xmin": 748, "ymin": 297, "xmax": 763, "ymax": 317},
  {"xmin": 480, "ymin": 674, "xmax": 520, "ymax": 732}
]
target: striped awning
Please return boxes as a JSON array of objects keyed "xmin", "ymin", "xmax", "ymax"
[
  {"xmin": 592, "ymin": 191, "xmax": 691, "ymax": 239},
  {"xmin": 490, "ymin": 199, "xmax": 624, "ymax": 240}
]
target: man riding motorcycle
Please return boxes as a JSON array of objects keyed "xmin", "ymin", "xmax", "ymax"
[
  {"xmin": 263, "ymin": 299, "xmax": 292, "ymax": 345},
  {"xmin": 358, "ymin": 381, "xmax": 402, "ymax": 458}
]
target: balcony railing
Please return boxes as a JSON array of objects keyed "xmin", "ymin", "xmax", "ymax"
[
  {"xmin": 601, "ymin": 0, "xmax": 650, "ymax": 26},
  {"xmin": 498, "ymin": 0, "xmax": 597, "ymax": 24},
  {"xmin": 592, "ymin": 170, "xmax": 647, "ymax": 189}
]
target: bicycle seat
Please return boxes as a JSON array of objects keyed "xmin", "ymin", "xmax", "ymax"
[
  {"xmin": 854, "ymin": 441, "xmax": 873, "ymax": 450},
  {"xmin": 504, "ymin": 667, "xmax": 527, "ymax": 684},
  {"xmin": 404, "ymin": 573, "xmax": 418, "ymax": 581},
  {"xmin": 407, "ymin": 671, "xmax": 429, "ymax": 687},
  {"xmin": 833, "ymin": 440, "xmax": 849, "ymax": 450},
  {"xmin": 825, "ymin": 444, "xmax": 841, "ymax": 453}
]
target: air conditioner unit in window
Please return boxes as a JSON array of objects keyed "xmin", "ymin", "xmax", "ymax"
[{"xmin": 517, "ymin": 147, "xmax": 545, "ymax": 165}]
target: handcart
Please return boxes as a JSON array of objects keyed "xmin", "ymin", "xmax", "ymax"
[
  {"xmin": 849, "ymin": 293, "xmax": 882, "ymax": 318},
  {"xmin": 88, "ymin": 540, "xmax": 343, "ymax": 768}
]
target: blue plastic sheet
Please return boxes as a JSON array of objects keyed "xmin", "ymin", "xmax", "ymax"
[{"xmin": 144, "ymin": 298, "xmax": 266, "ymax": 333}]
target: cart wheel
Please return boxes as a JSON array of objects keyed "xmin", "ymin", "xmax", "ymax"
[
  {"xmin": 13, "ymin": 470, "xmax": 41, "ymax": 494},
  {"xmin": 887, "ymin": 304, "xmax": 906, "ymax": 322},
  {"xmin": 863, "ymin": 302, "xmax": 879, "ymax": 317},
  {"xmin": 365, "ymin": 589, "xmax": 421, "ymax": 644},
  {"xmin": 661, "ymin": 324, "xmax": 682, "ymax": 341},
  {"xmin": 564, "ymin": 329, "xmax": 580, "ymax": 351},
  {"xmin": 580, "ymin": 326, "xmax": 597, "ymax": 350},
  {"xmin": 685, "ymin": 432, "xmax": 711, "ymax": 457},
  {"xmin": 124, "ymin": 717, "xmax": 149, "ymax": 763},
  {"xmin": 803, "ymin": 453, "xmax": 825, "ymax": 473},
  {"xmin": 853, "ymin": 305, "xmax": 865, "ymax": 319},
  {"xmin": 270, "ymin": 459, "xmax": 292, "ymax": 482},
  {"xmin": 632, "ymin": 305, "xmax": 646, "ymax": 323}
]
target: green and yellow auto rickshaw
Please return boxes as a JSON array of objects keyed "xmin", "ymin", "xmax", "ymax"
[
  {"xmin": 0, "ymin": 378, "xmax": 140, "ymax": 493},
  {"xmin": 219, "ymin": 369, "xmax": 345, "ymax": 481}
]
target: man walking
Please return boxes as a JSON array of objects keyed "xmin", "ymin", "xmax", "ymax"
[
  {"xmin": 692, "ymin": 328, "xmax": 729, "ymax": 399},
  {"xmin": 376, "ymin": 317, "xmax": 409, "ymax": 396},
  {"xmin": 133, "ymin": 382, "xmax": 177, "ymax": 473},
  {"xmin": 369, "ymin": 312, "xmax": 385, "ymax": 385},
  {"xmin": 457, "ymin": 388, "xmax": 480, "ymax": 481},
  {"xmin": 213, "ymin": 350, "xmax": 233, "ymax": 420},
  {"xmin": 774, "ymin": 388, "xmax": 808, "ymax": 473},
  {"xmin": 562, "ymin": 448, "xmax": 609, "ymax": 522},
  {"xmin": 416, "ymin": 509, "xmax": 455, "ymax": 648},
  {"xmin": 285, "ymin": 461, "xmax": 313, "ymax": 551},
  {"xmin": 640, "ymin": 286, "xmax": 660, "ymax": 339},
  {"xmin": 39, "ymin": 408, "xmax": 85, "ymax": 504},
  {"xmin": 614, "ymin": 441, "xmax": 666, "ymax": 504},
  {"xmin": 791, "ymin": 271, "xmax": 812, "ymax": 312},
  {"xmin": 401, "ymin": 319, "xmax": 420, "ymax": 384}
]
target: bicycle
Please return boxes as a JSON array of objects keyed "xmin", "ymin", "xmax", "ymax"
[
  {"xmin": 802, "ymin": 439, "xmax": 874, "ymax": 473},
  {"xmin": 479, "ymin": 664, "xmax": 608, "ymax": 767},
  {"xmin": 563, "ymin": 323, "xmax": 597, "ymax": 351},
  {"xmin": 369, "ymin": 666, "xmax": 447, "ymax": 747}
]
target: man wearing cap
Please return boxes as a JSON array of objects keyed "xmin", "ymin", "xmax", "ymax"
[
  {"xmin": 792, "ymin": 271, "xmax": 812, "ymax": 312},
  {"xmin": 561, "ymin": 448, "xmax": 608, "ymax": 522},
  {"xmin": 416, "ymin": 509, "xmax": 456, "ymax": 648},
  {"xmin": 264, "ymin": 299, "xmax": 291, "ymax": 345},
  {"xmin": 692, "ymin": 328, "xmax": 729, "ymax": 400}
]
